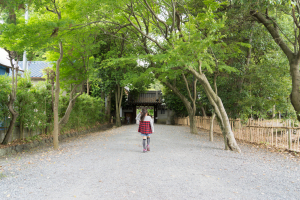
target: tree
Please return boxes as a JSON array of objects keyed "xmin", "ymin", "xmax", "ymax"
[
  {"xmin": 1, "ymin": 51, "xmax": 20, "ymax": 144},
  {"xmin": 163, "ymin": 88, "xmax": 189, "ymax": 118},
  {"xmin": 0, "ymin": 0, "xmax": 65, "ymax": 148},
  {"xmin": 157, "ymin": 71, "xmax": 199, "ymax": 134},
  {"xmin": 114, "ymin": 0, "xmax": 241, "ymax": 152},
  {"xmin": 93, "ymin": 33, "xmax": 128, "ymax": 127},
  {"xmin": 227, "ymin": 0, "xmax": 300, "ymax": 121}
]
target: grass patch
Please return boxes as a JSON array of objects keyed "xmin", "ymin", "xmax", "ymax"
[{"xmin": 0, "ymin": 172, "xmax": 6, "ymax": 180}]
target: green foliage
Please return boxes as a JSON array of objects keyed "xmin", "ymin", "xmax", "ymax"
[
  {"xmin": 215, "ymin": 1, "xmax": 296, "ymax": 120},
  {"xmin": 238, "ymin": 50, "xmax": 293, "ymax": 119},
  {"xmin": 0, "ymin": 74, "xmax": 106, "ymax": 141},
  {"xmin": 16, "ymin": 76, "xmax": 52, "ymax": 132},
  {"xmin": 60, "ymin": 93, "xmax": 105, "ymax": 132},
  {"xmin": 149, "ymin": 80, "xmax": 164, "ymax": 91},
  {"xmin": 162, "ymin": 74, "xmax": 209, "ymax": 117},
  {"xmin": 163, "ymin": 92, "xmax": 188, "ymax": 117},
  {"xmin": 0, "ymin": 73, "xmax": 52, "ymax": 131},
  {"xmin": 1, "ymin": 0, "xmax": 298, "ymax": 129},
  {"xmin": 0, "ymin": 75, "xmax": 11, "ymax": 125}
]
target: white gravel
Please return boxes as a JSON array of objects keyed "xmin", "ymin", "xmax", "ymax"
[{"xmin": 0, "ymin": 124, "xmax": 299, "ymax": 200}]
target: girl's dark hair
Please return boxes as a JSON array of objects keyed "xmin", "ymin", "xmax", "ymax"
[{"xmin": 140, "ymin": 108, "xmax": 148, "ymax": 121}]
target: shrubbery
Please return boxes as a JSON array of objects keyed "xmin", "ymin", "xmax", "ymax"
[
  {"xmin": 60, "ymin": 93, "xmax": 105, "ymax": 133},
  {"xmin": 0, "ymin": 75, "xmax": 11, "ymax": 127},
  {"xmin": 0, "ymin": 73, "xmax": 105, "ymax": 142}
]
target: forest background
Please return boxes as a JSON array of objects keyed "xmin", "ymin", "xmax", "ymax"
[{"xmin": 0, "ymin": 0, "xmax": 298, "ymax": 152}]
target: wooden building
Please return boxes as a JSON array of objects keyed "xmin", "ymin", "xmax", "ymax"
[{"xmin": 122, "ymin": 90, "xmax": 172, "ymax": 124}]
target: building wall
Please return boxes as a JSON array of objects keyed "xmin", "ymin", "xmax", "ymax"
[
  {"xmin": 0, "ymin": 65, "xmax": 8, "ymax": 75},
  {"xmin": 122, "ymin": 108, "xmax": 134, "ymax": 115},
  {"xmin": 157, "ymin": 109, "xmax": 174, "ymax": 124},
  {"xmin": 121, "ymin": 106, "xmax": 174, "ymax": 124}
]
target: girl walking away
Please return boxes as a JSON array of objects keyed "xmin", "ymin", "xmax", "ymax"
[{"xmin": 138, "ymin": 108, "xmax": 154, "ymax": 153}]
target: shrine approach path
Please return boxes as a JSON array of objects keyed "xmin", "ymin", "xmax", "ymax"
[{"xmin": 0, "ymin": 124, "xmax": 299, "ymax": 199}]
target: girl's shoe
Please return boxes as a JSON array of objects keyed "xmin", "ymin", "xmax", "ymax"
[
  {"xmin": 143, "ymin": 149, "xmax": 147, "ymax": 153},
  {"xmin": 147, "ymin": 145, "xmax": 150, "ymax": 151}
]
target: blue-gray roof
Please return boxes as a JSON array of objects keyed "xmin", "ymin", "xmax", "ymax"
[{"xmin": 19, "ymin": 61, "xmax": 52, "ymax": 78}]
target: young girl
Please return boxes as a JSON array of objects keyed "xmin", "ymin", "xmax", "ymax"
[{"xmin": 138, "ymin": 108, "xmax": 154, "ymax": 153}]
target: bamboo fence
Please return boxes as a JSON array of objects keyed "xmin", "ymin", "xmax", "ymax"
[{"xmin": 174, "ymin": 116, "xmax": 300, "ymax": 152}]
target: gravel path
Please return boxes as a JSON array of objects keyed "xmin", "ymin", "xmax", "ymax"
[{"xmin": 0, "ymin": 124, "xmax": 299, "ymax": 200}]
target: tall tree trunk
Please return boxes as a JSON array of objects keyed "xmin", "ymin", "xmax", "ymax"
[
  {"xmin": 2, "ymin": 51, "xmax": 19, "ymax": 145},
  {"xmin": 215, "ymin": 114, "xmax": 229, "ymax": 150},
  {"xmin": 2, "ymin": 94, "xmax": 18, "ymax": 144},
  {"xmin": 162, "ymin": 80, "xmax": 198, "ymax": 134},
  {"xmin": 53, "ymin": 41, "xmax": 63, "ymax": 150},
  {"xmin": 289, "ymin": 60, "xmax": 300, "ymax": 121},
  {"xmin": 188, "ymin": 66, "xmax": 241, "ymax": 153},
  {"xmin": 115, "ymin": 107, "xmax": 121, "ymax": 127},
  {"xmin": 189, "ymin": 114, "xmax": 198, "ymax": 134},
  {"xmin": 86, "ymin": 79, "xmax": 89, "ymax": 95},
  {"xmin": 200, "ymin": 106, "xmax": 207, "ymax": 117},
  {"xmin": 182, "ymin": 73, "xmax": 198, "ymax": 134},
  {"xmin": 115, "ymin": 84, "xmax": 123, "ymax": 127},
  {"xmin": 209, "ymin": 72, "xmax": 218, "ymax": 142}
]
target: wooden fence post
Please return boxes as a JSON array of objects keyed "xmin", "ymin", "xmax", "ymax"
[
  {"xmin": 173, "ymin": 116, "xmax": 300, "ymax": 153},
  {"xmin": 288, "ymin": 120, "xmax": 292, "ymax": 150},
  {"xmin": 271, "ymin": 120, "xmax": 273, "ymax": 146}
]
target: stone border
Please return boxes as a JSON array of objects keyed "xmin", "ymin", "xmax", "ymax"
[{"xmin": 0, "ymin": 123, "xmax": 114, "ymax": 157}]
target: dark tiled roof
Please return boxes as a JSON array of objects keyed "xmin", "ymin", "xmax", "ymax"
[
  {"xmin": 128, "ymin": 91, "xmax": 162, "ymax": 105},
  {"xmin": 19, "ymin": 61, "xmax": 52, "ymax": 78}
]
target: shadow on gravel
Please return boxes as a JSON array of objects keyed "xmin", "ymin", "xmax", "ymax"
[{"xmin": 200, "ymin": 146, "xmax": 225, "ymax": 151}]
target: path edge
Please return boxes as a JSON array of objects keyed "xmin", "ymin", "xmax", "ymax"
[{"xmin": 0, "ymin": 123, "xmax": 114, "ymax": 157}]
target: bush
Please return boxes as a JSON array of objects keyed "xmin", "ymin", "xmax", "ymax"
[
  {"xmin": 60, "ymin": 93, "xmax": 105, "ymax": 133},
  {"xmin": 0, "ymin": 75, "xmax": 11, "ymax": 127},
  {"xmin": 0, "ymin": 74, "xmax": 106, "ymax": 142}
]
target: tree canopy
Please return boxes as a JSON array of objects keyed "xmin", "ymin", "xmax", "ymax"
[{"xmin": 1, "ymin": 0, "xmax": 299, "ymax": 151}]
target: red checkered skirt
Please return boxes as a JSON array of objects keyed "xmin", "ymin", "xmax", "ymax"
[{"xmin": 138, "ymin": 121, "xmax": 152, "ymax": 134}]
